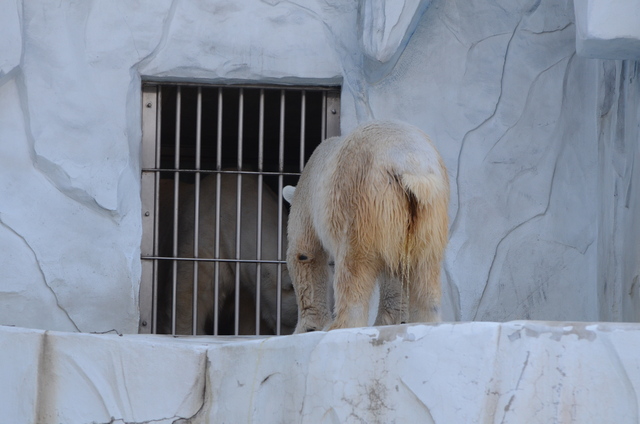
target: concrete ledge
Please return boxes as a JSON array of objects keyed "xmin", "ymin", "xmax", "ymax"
[
  {"xmin": 2, "ymin": 321, "xmax": 640, "ymax": 423},
  {"xmin": 575, "ymin": 0, "xmax": 640, "ymax": 59}
]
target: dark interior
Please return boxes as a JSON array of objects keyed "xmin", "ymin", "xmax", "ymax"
[{"xmin": 158, "ymin": 85, "xmax": 331, "ymax": 190}]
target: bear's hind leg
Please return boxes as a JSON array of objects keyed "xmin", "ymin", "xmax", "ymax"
[
  {"xmin": 328, "ymin": 254, "xmax": 379, "ymax": 330},
  {"xmin": 374, "ymin": 272, "xmax": 407, "ymax": 326},
  {"xmin": 408, "ymin": 262, "xmax": 442, "ymax": 323}
]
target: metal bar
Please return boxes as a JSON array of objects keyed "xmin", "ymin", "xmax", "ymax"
[
  {"xmin": 234, "ymin": 88, "xmax": 244, "ymax": 335},
  {"xmin": 143, "ymin": 256, "xmax": 287, "ymax": 264},
  {"xmin": 143, "ymin": 80, "xmax": 340, "ymax": 92},
  {"xmin": 141, "ymin": 168, "xmax": 303, "ymax": 177},
  {"xmin": 321, "ymin": 91, "xmax": 327, "ymax": 141},
  {"xmin": 140, "ymin": 85, "xmax": 159, "ymax": 334},
  {"xmin": 140, "ymin": 257, "xmax": 154, "ymax": 334},
  {"xmin": 171, "ymin": 86, "xmax": 182, "ymax": 335},
  {"xmin": 214, "ymin": 88, "xmax": 223, "ymax": 335},
  {"xmin": 255, "ymin": 89, "xmax": 265, "ymax": 335},
  {"xmin": 152, "ymin": 86, "xmax": 163, "ymax": 334},
  {"xmin": 300, "ymin": 90, "xmax": 306, "ymax": 172},
  {"xmin": 325, "ymin": 90, "xmax": 341, "ymax": 138},
  {"xmin": 192, "ymin": 87, "xmax": 202, "ymax": 335},
  {"xmin": 155, "ymin": 86, "xmax": 163, "ymax": 170},
  {"xmin": 276, "ymin": 89, "xmax": 285, "ymax": 335},
  {"xmin": 141, "ymin": 89, "xmax": 159, "ymax": 171}
]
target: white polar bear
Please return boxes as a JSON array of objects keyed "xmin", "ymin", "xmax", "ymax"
[
  {"xmin": 284, "ymin": 120, "xmax": 449, "ymax": 332},
  {"xmin": 158, "ymin": 174, "xmax": 298, "ymax": 335}
]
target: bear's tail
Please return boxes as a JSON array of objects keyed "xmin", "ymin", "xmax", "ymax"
[
  {"xmin": 397, "ymin": 171, "xmax": 449, "ymax": 291},
  {"xmin": 400, "ymin": 172, "xmax": 448, "ymax": 207}
]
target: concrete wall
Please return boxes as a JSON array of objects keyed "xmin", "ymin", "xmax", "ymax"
[{"xmin": 0, "ymin": 0, "xmax": 639, "ymax": 333}]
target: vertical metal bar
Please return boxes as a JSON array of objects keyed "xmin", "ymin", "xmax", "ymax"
[
  {"xmin": 321, "ymin": 91, "xmax": 327, "ymax": 141},
  {"xmin": 214, "ymin": 88, "xmax": 223, "ymax": 335},
  {"xmin": 325, "ymin": 90, "xmax": 341, "ymax": 138},
  {"xmin": 276, "ymin": 89, "xmax": 285, "ymax": 335},
  {"xmin": 255, "ymin": 89, "xmax": 265, "ymax": 335},
  {"xmin": 299, "ymin": 90, "xmax": 306, "ymax": 172},
  {"xmin": 234, "ymin": 88, "xmax": 244, "ymax": 335},
  {"xmin": 171, "ymin": 86, "xmax": 182, "ymax": 336},
  {"xmin": 140, "ymin": 85, "xmax": 160, "ymax": 334},
  {"xmin": 192, "ymin": 87, "xmax": 202, "ymax": 335},
  {"xmin": 152, "ymin": 86, "xmax": 163, "ymax": 334}
]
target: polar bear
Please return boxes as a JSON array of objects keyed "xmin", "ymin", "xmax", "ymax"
[
  {"xmin": 157, "ymin": 174, "xmax": 298, "ymax": 335},
  {"xmin": 284, "ymin": 120, "xmax": 449, "ymax": 332}
]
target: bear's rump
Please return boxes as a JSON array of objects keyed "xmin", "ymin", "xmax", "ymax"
[{"xmin": 322, "ymin": 168, "xmax": 414, "ymax": 267}]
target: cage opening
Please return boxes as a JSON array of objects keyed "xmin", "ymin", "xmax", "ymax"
[{"xmin": 140, "ymin": 83, "xmax": 340, "ymax": 336}]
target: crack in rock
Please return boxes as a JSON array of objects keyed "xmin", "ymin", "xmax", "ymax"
[
  {"xmin": 172, "ymin": 353, "xmax": 210, "ymax": 423},
  {"xmin": 0, "ymin": 216, "xmax": 80, "ymax": 331}
]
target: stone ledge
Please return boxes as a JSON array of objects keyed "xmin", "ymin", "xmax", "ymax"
[
  {"xmin": 2, "ymin": 321, "xmax": 639, "ymax": 423},
  {"xmin": 575, "ymin": 0, "xmax": 640, "ymax": 59}
]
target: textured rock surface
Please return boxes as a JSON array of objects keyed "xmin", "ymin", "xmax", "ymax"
[
  {"xmin": 0, "ymin": 0, "xmax": 344, "ymax": 333},
  {"xmin": 0, "ymin": 0, "xmax": 20, "ymax": 79},
  {"xmin": 0, "ymin": 0, "xmax": 639, "ymax": 333},
  {"xmin": 362, "ymin": 0, "xmax": 602, "ymax": 322},
  {"xmin": 597, "ymin": 60, "xmax": 640, "ymax": 322},
  {"xmin": 3, "ymin": 322, "xmax": 640, "ymax": 423}
]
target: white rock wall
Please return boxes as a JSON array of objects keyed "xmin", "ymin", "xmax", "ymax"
[
  {"xmin": 596, "ymin": 60, "xmax": 640, "ymax": 322},
  {"xmin": 354, "ymin": 0, "xmax": 603, "ymax": 321},
  {"xmin": 0, "ymin": 0, "xmax": 639, "ymax": 332},
  {"xmin": 0, "ymin": 0, "xmax": 342, "ymax": 333},
  {"xmin": 574, "ymin": 0, "xmax": 640, "ymax": 322},
  {"xmin": 4, "ymin": 322, "xmax": 640, "ymax": 423}
]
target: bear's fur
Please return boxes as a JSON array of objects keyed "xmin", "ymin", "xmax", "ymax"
[
  {"xmin": 285, "ymin": 120, "xmax": 449, "ymax": 332},
  {"xmin": 157, "ymin": 174, "xmax": 298, "ymax": 335}
]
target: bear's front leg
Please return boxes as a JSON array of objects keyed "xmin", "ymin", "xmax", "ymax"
[{"xmin": 288, "ymin": 245, "xmax": 332, "ymax": 333}]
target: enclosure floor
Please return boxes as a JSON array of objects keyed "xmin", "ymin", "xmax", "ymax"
[{"xmin": 3, "ymin": 321, "xmax": 640, "ymax": 423}]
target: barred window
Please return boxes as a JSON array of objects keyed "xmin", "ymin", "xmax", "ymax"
[{"xmin": 140, "ymin": 82, "xmax": 340, "ymax": 335}]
